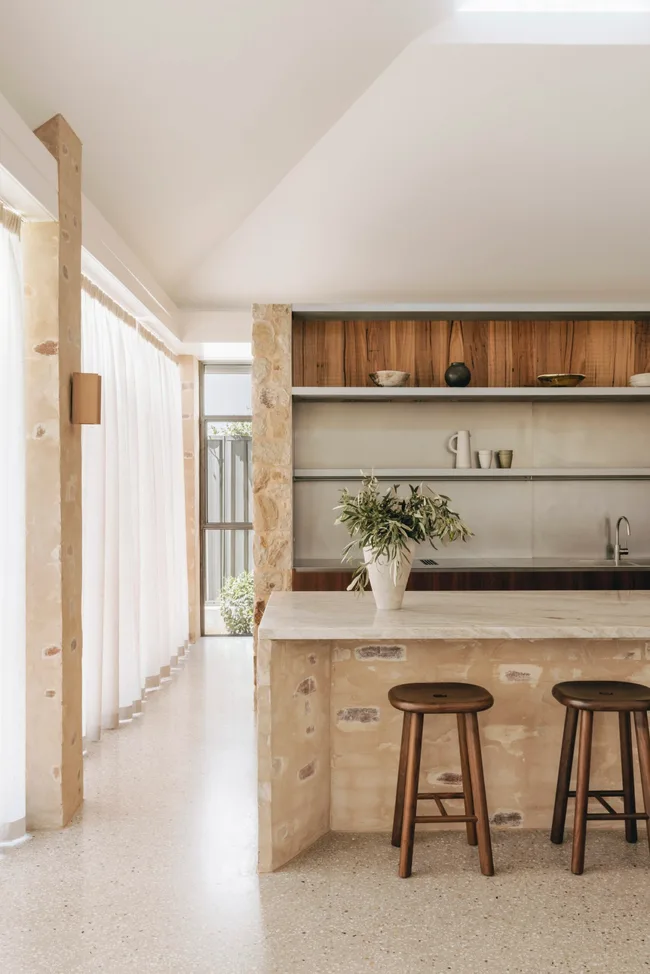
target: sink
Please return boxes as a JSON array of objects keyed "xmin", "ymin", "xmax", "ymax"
[
  {"xmin": 573, "ymin": 559, "xmax": 618, "ymax": 568},
  {"xmin": 566, "ymin": 558, "xmax": 650, "ymax": 569}
]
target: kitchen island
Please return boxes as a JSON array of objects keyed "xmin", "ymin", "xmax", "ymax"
[{"xmin": 257, "ymin": 590, "xmax": 650, "ymax": 871}]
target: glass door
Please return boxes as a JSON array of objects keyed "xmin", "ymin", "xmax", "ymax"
[{"xmin": 201, "ymin": 364, "xmax": 253, "ymax": 635}]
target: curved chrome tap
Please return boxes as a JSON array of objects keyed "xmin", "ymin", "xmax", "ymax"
[{"xmin": 614, "ymin": 516, "xmax": 631, "ymax": 566}]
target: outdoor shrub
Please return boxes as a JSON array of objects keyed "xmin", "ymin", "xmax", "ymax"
[{"xmin": 220, "ymin": 570, "xmax": 254, "ymax": 635}]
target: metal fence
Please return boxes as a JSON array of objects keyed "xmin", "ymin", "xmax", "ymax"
[{"xmin": 204, "ymin": 434, "xmax": 252, "ymax": 603}]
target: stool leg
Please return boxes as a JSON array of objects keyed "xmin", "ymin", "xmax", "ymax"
[
  {"xmin": 633, "ymin": 710, "xmax": 650, "ymax": 853},
  {"xmin": 551, "ymin": 706, "xmax": 579, "ymax": 845},
  {"xmin": 619, "ymin": 711, "xmax": 638, "ymax": 844},
  {"xmin": 465, "ymin": 712, "xmax": 494, "ymax": 877},
  {"xmin": 571, "ymin": 710, "xmax": 593, "ymax": 875},
  {"xmin": 457, "ymin": 712, "xmax": 477, "ymax": 847},
  {"xmin": 392, "ymin": 712, "xmax": 412, "ymax": 847},
  {"xmin": 399, "ymin": 712, "xmax": 423, "ymax": 879}
]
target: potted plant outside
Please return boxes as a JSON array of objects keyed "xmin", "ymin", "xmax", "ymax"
[
  {"xmin": 335, "ymin": 474, "xmax": 472, "ymax": 610},
  {"xmin": 220, "ymin": 570, "xmax": 254, "ymax": 635}
]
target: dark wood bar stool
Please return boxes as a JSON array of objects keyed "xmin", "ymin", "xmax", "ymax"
[
  {"xmin": 551, "ymin": 680, "xmax": 650, "ymax": 875},
  {"xmin": 389, "ymin": 682, "xmax": 495, "ymax": 878}
]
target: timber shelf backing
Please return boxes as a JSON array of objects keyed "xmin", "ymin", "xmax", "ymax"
[{"xmin": 292, "ymin": 317, "xmax": 650, "ymax": 388}]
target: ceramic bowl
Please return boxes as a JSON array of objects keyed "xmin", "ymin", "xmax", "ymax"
[
  {"xmin": 369, "ymin": 370, "xmax": 410, "ymax": 387},
  {"xmin": 536, "ymin": 373, "xmax": 585, "ymax": 387},
  {"xmin": 629, "ymin": 373, "xmax": 650, "ymax": 386}
]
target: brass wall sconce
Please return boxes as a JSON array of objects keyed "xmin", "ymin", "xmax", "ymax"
[{"xmin": 71, "ymin": 372, "xmax": 102, "ymax": 425}]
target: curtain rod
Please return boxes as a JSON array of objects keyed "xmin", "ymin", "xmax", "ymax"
[
  {"xmin": 0, "ymin": 202, "xmax": 21, "ymax": 236},
  {"xmin": 82, "ymin": 276, "xmax": 179, "ymax": 364}
]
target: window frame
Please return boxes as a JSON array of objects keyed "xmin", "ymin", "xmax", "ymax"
[{"xmin": 199, "ymin": 362, "xmax": 253, "ymax": 637}]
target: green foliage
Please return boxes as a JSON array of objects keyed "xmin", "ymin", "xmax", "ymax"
[
  {"xmin": 222, "ymin": 421, "xmax": 252, "ymax": 437},
  {"xmin": 220, "ymin": 570, "xmax": 254, "ymax": 634},
  {"xmin": 335, "ymin": 474, "xmax": 472, "ymax": 592},
  {"xmin": 207, "ymin": 421, "xmax": 252, "ymax": 438}
]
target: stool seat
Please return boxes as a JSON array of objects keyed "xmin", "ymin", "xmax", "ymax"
[
  {"xmin": 389, "ymin": 682, "xmax": 494, "ymax": 715},
  {"xmin": 553, "ymin": 680, "xmax": 650, "ymax": 712},
  {"xmin": 551, "ymin": 679, "xmax": 650, "ymax": 874}
]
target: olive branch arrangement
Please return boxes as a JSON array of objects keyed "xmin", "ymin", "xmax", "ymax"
[{"xmin": 334, "ymin": 474, "xmax": 472, "ymax": 592}]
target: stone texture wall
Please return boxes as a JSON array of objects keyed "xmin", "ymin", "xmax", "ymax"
[
  {"xmin": 251, "ymin": 304, "xmax": 293, "ymax": 631},
  {"xmin": 179, "ymin": 355, "xmax": 201, "ymax": 643},
  {"xmin": 259, "ymin": 636, "xmax": 650, "ymax": 871},
  {"xmin": 23, "ymin": 115, "xmax": 83, "ymax": 829},
  {"xmin": 331, "ymin": 637, "xmax": 650, "ymax": 832},
  {"xmin": 258, "ymin": 638, "xmax": 331, "ymax": 871}
]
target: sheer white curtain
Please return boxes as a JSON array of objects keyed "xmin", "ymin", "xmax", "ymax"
[
  {"xmin": 82, "ymin": 284, "xmax": 188, "ymax": 742},
  {"xmin": 0, "ymin": 207, "xmax": 25, "ymax": 843}
]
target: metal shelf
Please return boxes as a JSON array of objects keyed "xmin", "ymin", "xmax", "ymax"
[
  {"xmin": 293, "ymin": 468, "xmax": 650, "ymax": 482},
  {"xmin": 292, "ymin": 386, "xmax": 650, "ymax": 403}
]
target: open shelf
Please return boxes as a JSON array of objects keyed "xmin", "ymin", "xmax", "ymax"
[
  {"xmin": 293, "ymin": 468, "xmax": 650, "ymax": 482},
  {"xmin": 292, "ymin": 386, "xmax": 650, "ymax": 403}
]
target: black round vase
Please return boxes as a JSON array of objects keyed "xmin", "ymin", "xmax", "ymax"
[{"xmin": 444, "ymin": 362, "xmax": 472, "ymax": 387}]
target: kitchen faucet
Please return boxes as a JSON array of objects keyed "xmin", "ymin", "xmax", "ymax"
[{"xmin": 614, "ymin": 516, "xmax": 631, "ymax": 566}]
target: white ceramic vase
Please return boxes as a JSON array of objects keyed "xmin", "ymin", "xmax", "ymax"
[{"xmin": 363, "ymin": 539, "xmax": 417, "ymax": 610}]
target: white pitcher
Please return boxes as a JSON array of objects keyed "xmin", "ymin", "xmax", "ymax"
[{"xmin": 448, "ymin": 430, "xmax": 472, "ymax": 469}]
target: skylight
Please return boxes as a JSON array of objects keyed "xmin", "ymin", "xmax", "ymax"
[{"xmin": 459, "ymin": 1, "xmax": 650, "ymax": 10}]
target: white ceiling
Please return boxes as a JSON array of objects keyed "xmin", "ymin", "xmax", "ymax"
[
  {"xmin": 2, "ymin": 2, "xmax": 650, "ymax": 315},
  {"xmin": 0, "ymin": 0, "xmax": 435, "ymax": 302},
  {"xmin": 186, "ymin": 41, "xmax": 650, "ymax": 307}
]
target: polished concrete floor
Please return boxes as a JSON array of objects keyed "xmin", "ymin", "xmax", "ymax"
[{"xmin": 1, "ymin": 639, "xmax": 650, "ymax": 974}]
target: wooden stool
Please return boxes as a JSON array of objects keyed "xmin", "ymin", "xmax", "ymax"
[
  {"xmin": 551, "ymin": 680, "xmax": 650, "ymax": 874},
  {"xmin": 388, "ymin": 682, "xmax": 495, "ymax": 878}
]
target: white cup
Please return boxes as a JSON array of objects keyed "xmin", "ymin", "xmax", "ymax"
[{"xmin": 477, "ymin": 450, "xmax": 493, "ymax": 469}]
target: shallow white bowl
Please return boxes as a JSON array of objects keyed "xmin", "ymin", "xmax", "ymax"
[
  {"xmin": 369, "ymin": 370, "xmax": 411, "ymax": 387},
  {"xmin": 629, "ymin": 373, "xmax": 650, "ymax": 386}
]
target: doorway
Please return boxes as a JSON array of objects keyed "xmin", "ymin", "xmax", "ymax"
[{"xmin": 201, "ymin": 364, "xmax": 253, "ymax": 636}]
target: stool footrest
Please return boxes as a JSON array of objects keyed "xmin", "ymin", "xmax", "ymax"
[
  {"xmin": 586, "ymin": 812, "xmax": 649, "ymax": 822},
  {"xmin": 567, "ymin": 790, "xmax": 625, "ymax": 798},
  {"xmin": 416, "ymin": 791, "xmax": 467, "ymax": 817},
  {"xmin": 566, "ymin": 788, "xmax": 642, "ymax": 818},
  {"xmin": 417, "ymin": 792, "xmax": 465, "ymax": 801},
  {"xmin": 415, "ymin": 814, "xmax": 478, "ymax": 825}
]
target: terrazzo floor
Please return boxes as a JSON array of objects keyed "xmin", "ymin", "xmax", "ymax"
[{"xmin": 1, "ymin": 638, "xmax": 649, "ymax": 974}]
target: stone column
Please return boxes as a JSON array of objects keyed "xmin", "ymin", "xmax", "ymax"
[
  {"xmin": 251, "ymin": 304, "xmax": 293, "ymax": 631},
  {"xmin": 22, "ymin": 115, "xmax": 83, "ymax": 829},
  {"xmin": 179, "ymin": 355, "xmax": 201, "ymax": 643}
]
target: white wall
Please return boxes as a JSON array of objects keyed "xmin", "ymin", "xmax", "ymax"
[{"xmin": 293, "ymin": 401, "xmax": 650, "ymax": 563}]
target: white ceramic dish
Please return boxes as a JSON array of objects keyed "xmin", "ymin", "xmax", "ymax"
[
  {"xmin": 629, "ymin": 373, "xmax": 650, "ymax": 386},
  {"xmin": 369, "ymin": 370, "xmax": 411, "ymax": 387},
  {"xmin": 537, "ymin": 373, "xmax": 585, "ymax": 387}
]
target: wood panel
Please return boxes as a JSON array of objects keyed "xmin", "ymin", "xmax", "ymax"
[
  {"xmin": 582, "ymin": 320, "xmax": 635, "ymax": 386},
  {"xmin": 634, "ymin": 319, "xmax": 650, "ymax": 375},
  {"xmin": 292, "ymin": 569, "xmax": 650, "ymax": 593},
  {"xmin": 413, "ymin": 320, "xmax": 437, "ymax": 386},
  {"xmin": 292, "ymin": 317, "xmax": 650, "ymax": 388},
  {"xmin": 487, "ymin": 320, "xmax": 536, "ymax": 386}
]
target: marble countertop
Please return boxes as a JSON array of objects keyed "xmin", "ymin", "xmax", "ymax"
[{"xmin": 258, "ymin": 590, "xmax": 650, "ymax": 641}]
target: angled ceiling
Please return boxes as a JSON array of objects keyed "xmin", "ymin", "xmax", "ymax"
[
  {"xmin": 2, "ymin": 2, "xmax": 650, "ymax": 313},
  {"xmin": 185, "ymin": 41, "xmax": 650, "ymax": 307},
  {"xmin": 0, "ymin": 0, "xmax": 436, "ymax": 302}
]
